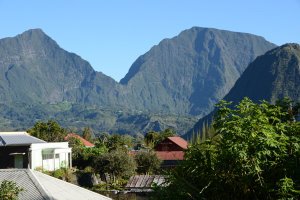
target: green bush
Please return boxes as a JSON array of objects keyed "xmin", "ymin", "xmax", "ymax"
[
  {"xmin": 53, "ymin": 169, "xmax": 65, "ymax": 179},
  {"xmin": 0, "ymin": 180, "xmax": 24, "ymax": 200}
]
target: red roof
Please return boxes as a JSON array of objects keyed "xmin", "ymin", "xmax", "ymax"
[
  {"xmin": 65, "ymin": 134, "xmax": 95, "ymax": 147},
  {"xmin": 166, "ymin": 137, "xmax": 188, "ymax": 149},
  {"xmin": 156, "ymin": 151, "xmax": 185, "ymax": 160}
]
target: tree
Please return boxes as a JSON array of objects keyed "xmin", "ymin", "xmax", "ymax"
[
  {"xmin": 67, "ymin": 137, "xmax": 85, "ymax": 160},
  {"xmin": 135, "ymin": 151, "xmax": 162, "ymax": 174},
  {"xmin": 94, "ymin": 149, "xmax": 136, "ymax": 182},
  {"xmin": 153, "ymin": 98, "xmax": 300, "ymax": 200},
  {"xmin": 82, "ymin": 127, "xmax": 92, "ymax": 142},
  {"xmin": 0, "ymin": 180, "xmax": 24, "ymax": 200},
  {"xmin": 27, "ymin": 120, "xmax": 67, "ymax": 142},
  {"xmin": 144, "ymin": 131, "xmax": 160, "ymax": 147},
  {"xmin": 106, "ymin": 134, "xmax": 127, "ymax": 151},
  {"xmin": 122, "ymin": 134, "xmax": 134, "ymax": 148},
  {"xmin": 144, "ymin": 128, "xmax": 176, "ymax": 147},
  {"xmin": 67, "ymin": 136, "xmax": 108, "ymax": 169}
]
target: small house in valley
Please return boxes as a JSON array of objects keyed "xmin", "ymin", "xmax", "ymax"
[
  {"xmin": 154, "ymin": 136, "xmax": 188, "ymax": 168},
  {"xmin": 0, "ymin": 132, "xmax": 71, "ymax": 171}
]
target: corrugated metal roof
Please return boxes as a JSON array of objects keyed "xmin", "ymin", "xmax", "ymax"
[
  {"xmin": 0, "ymin": 133, "xmax": 45, "ymax": 146},
  {"xmin": 0, "ymin": 169, "xmax": 50, "ymax": 200},
  {"xmin": 126, "ymin": 175, "xmax": 166, "ymax": 189}
]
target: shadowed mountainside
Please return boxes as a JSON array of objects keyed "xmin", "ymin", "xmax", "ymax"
[{"xmin": 185, "ymin": 43, "xmax": 300, "ymax": 138}]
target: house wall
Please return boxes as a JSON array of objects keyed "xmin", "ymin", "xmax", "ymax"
[
  {"xmin": 154, "ymin": 139, "xmax": 183, "ymax": 151},
  {"xmin": 30, "ymin": 142, "xmax": 71, "ymax": 171},
  {"xmin": 0, "ymin": 146, "xmax": 29, "ymax": 168}
]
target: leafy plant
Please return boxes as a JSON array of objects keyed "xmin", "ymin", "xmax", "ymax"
[
  {"xmin": 0, "ymin": 180, "xmax": 24, "ymax": 200},
  {"xmin": 152, "ymin": 98, "xmax": 300, "ymax": 200},
  {"xmin": 27, "ymin": 120, "xmax": 67, "ymax": 142}
]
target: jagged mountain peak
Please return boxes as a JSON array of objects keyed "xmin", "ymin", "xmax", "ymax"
[{"xmin": 120, "ymin": 26, "xmax": 276, "ymax": 115}]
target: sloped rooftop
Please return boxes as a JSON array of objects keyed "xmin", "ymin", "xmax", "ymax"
[
  {"xmin": 156, "ymin": 151, "xmax": 185, "ymax": 160},
  {"xmin": 0, "ymin": 169, "xmax": 111, "ymax": 200},
  {"xmin": 65, "ymin": 133, "xmax": 95, "ymax": 147},
  {"xmin": 0, "ymin": 169, "xmax": 50, "ymax": 200},
  {"xmin": 167, "ymin": 137, "xmax": 188, "ymax": 149},
  {"xmin": 34, "ymin": 171, "xmax": 111, "ymax": 200},
  {"xmin": 0, "ymin": 132, "xmax": 46, "ymax": 146},
  {"xmin": 126, "ymin": 175, "xmax": 166, "ymax": 191}
]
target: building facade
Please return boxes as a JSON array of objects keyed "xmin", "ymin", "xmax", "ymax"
[{"xmin": 0, "ymin": 132, "xmax": 71, "ymax": 171}]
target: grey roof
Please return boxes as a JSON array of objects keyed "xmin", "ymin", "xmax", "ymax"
[
  {"xmin": 0, "ymin": 169, "xmax": 50, "ymax": 200},
  {"xmin": 0, "ymin": 169, "xmax": 111, "ymax": 200},
  {"xmin": 0, "ymin": 133, "xmax": 46, "ymax": 146},
  {"xmin": 126, "ymin": 175, "xmax": 167, "ymax": 189},
  {"xmin": 33, "ymin": 171, "xmax": 111, "ymax": 200}
]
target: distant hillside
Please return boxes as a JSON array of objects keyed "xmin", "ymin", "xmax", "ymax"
[
  {"xmin": 185, "ymin": 43, "xmax": 300, "ymax": 138},
  {"xmin": 0, "ymin": 103, "xmax": 198, "ymax": 136}
]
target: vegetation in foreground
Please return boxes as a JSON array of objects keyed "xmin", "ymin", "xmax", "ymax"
[
  {"xmin": 0, "ymin": 180, "xmax": 24, "ymax": 200},
  {"xmin": 152, "ymin": 98, "xmax": 300, "ymax": 200}
]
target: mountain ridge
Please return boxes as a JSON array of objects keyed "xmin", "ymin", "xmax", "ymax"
[
  {"xmin": 0, "ymin": 27, "xmax": 279, "ymax": 134},
  {"xmin": 185, "ymin": 43, "xmax": 300, "ymax": 138}
]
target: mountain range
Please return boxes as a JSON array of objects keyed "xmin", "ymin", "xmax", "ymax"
[
  {"xmin": 185, "ymin": 43, "xmax": 300, "ymax": 138},
  {"xmin": 0, "ymin": 27, "xmax": 279, "ymax": 134}
]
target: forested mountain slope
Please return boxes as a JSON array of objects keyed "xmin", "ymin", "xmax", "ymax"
[{"xmin": 185, "ymin": 43, "xmax": 300, "ymax": 138}]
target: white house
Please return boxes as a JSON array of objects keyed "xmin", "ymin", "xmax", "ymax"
[
  {"xmin": 30, "ymin": 142, "xmax": 72, "ymax": 171},
  {"xmin": 0, "ymin": 132, "xmax": 72, "ymax": 171}
]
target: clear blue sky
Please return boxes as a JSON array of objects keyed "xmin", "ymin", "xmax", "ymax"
[{"xmin": 0, "ymin": 0, "xmax": 299, "ymax": 81}]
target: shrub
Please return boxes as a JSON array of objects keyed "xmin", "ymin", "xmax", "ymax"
[{"xmin": 0, "ymin": 180, "xmax": 24, "ymax": 200}]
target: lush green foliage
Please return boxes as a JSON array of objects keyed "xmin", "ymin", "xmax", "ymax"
[
  {"xmin": 82, "ymin": 127, "xmax": 92, "ymax": 142},
  {"xmin": 144, "ymin": 128, "xmax": 176, "ymax": 147},
  {"xmin": 67, "ymin": 137, "xmax": 86, "ymax": 160},
  {"xmin": 94, "ymin": 149, "xmax": 137, "ymax": 181},
  {"xmin": 36, "ymin": 168, "xmax": 73, "ymax": 183},
  {"xmin": 135, "ymin": 151, "xmax": 162, "ymax": 174},
  {"xmin": 0, "ymin": 180, "xmax": 24, "ymax": 200},
  {"xmin": 68, "ymin": 137, "xmax": 108, "ymax": 170},
  {"xmin": 106, "ymin": 134, "xmax": 130, "ymax": 151},
  {"xmin": 153, "ymin": 98, "xmax": 300, "ymax": 200},
  {"xmin": 27, "ymin": 120, "xmax": 67, "ymax": 142}
]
